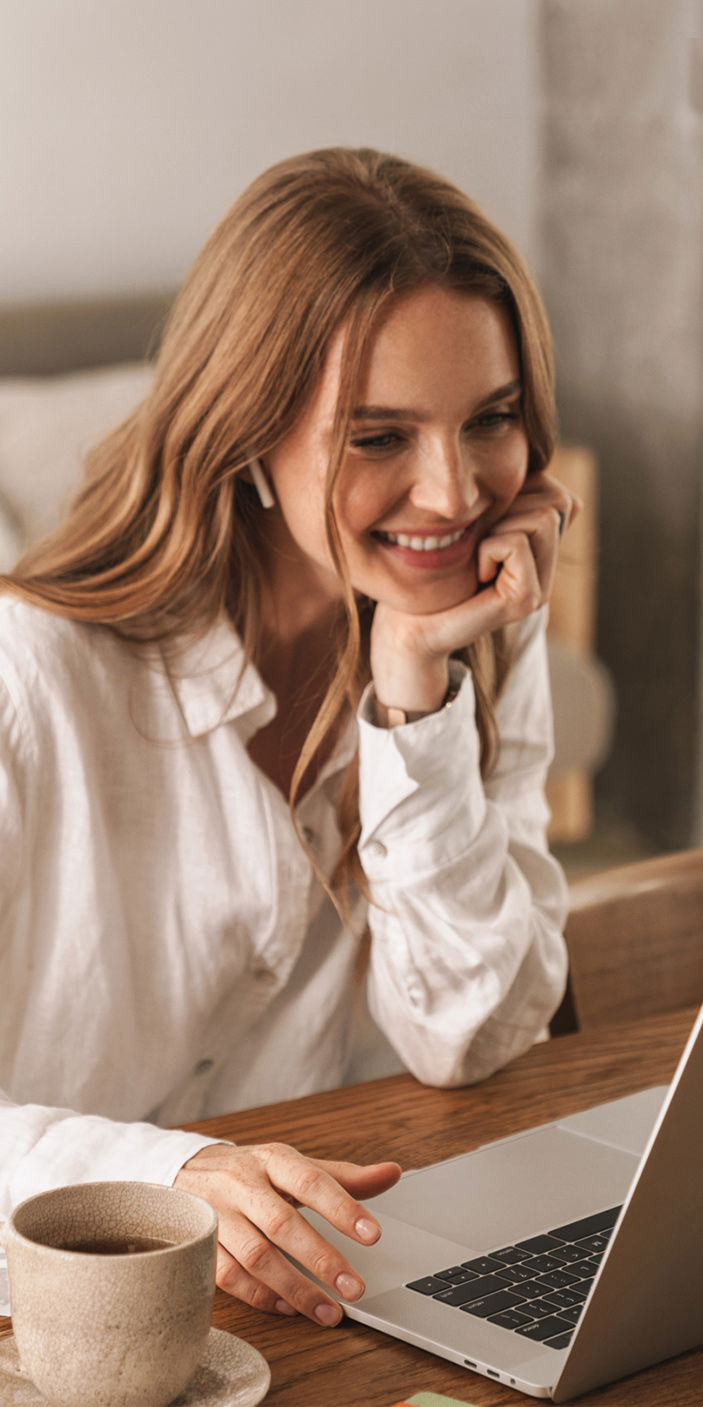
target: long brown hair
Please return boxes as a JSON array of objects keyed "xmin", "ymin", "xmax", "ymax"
[{"xmin": 2, "ymin": 147, "xmax": 556, "ymax": 908}]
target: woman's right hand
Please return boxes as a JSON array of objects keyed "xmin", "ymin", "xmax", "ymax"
[
  {"xmin": 174, "ymin": 1141, "xmax": 401, "ymax": 1325},
  {"xmin": 369, "ymin": 469, "xmax": 580, "ymax": 718}
]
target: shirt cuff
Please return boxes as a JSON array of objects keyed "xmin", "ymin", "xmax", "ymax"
[
  {"xmin": 9, "ymin": 1116, "xmax": 224, "ymax": 1208},
  {"xmin": 357, "ymin": 662, "xmax": 487, "ymax": 880}
]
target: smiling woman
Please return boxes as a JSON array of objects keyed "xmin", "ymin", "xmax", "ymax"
[
  {"xmin": 264, "ymin": 286, "xmax": 538, "ymax": 729},
  {"xmin": 265, "ymin": 293, "xmax": 524, "ymax": 611},
  {"xmin": 0, "ymin": 148, "xmax": 576, "ymax": 1328}
]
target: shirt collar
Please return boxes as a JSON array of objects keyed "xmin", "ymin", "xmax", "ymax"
[{"xmin": 160, "ymin": 617, "xmax": 277, "ymax": 740}]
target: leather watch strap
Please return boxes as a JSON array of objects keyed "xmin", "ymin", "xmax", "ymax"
[{"xmin": 374, "ymin": 684, "xmax": 460, "ymax": 729}]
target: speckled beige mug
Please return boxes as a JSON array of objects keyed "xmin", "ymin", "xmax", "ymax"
[{"xmin": 1, "ymin": 1181, "xmax": 218, "ymax": 1407}]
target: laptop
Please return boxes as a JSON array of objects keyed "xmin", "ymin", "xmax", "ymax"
[{"xmin": 302, "ymin": 1004, "xmax": 703, "ymax": 1401}]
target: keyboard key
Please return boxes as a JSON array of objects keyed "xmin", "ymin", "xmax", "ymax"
[
  {"xmin": 551, "ymin": 1243, "xmax": 588, "ymax": 1264},
  {"xmin": 536, "ymin": 1269, "xmax": 581, "ymax": 1290},
  {"xmin": 545, "ymin": 1331, "xmax": 573, "ymax": 1349},
  {"xmin": 543, "ymin": 1286, "xmax": 586, "ymax": 1309},
  {"xmin": 460, "ymin": 1289, "xmax": 524, "ymax": 1318},
  {"xmin": 516, "ymin": 1315, "xmax": 574, "ymax": 1342},
  {"xmin": 550, "ymin": 1207, "xmax": 621, "ymax": 1241},
  {"xmin": 575, "ymin": 1233, "xmax": 610, "ymax": 1255},
  {"xmin": 493, "ymin": 1245, "xmax": 531, "ymax": 1263},
  {"xmin": 435, "ymin": 1268, "xmax": 479, "ymax": 1285},
  {"xmin": 527, "ymin": 1298, "xmax": 563, "ymax": 1318},
  {"xmin": 496, "ymin": 1263, "xmax": 541, "ymax": 1284},
  {"xmin": 557, "ymin": 1305, "xmax": 583, "ymax": 1325},
  {"xmin": 433, "ymin": 1274, "xmax": 506, "ymax": 1306},
  {"xmin": 489, "ymin": 1307, "xmax": 534, "ymax": 1329},
  {"xmin": 569, "ymin": 1260, "xmax": 601, "ymax": 1279},
  {"xmin": 524, "ymin": 1253, "xmax": 563, "ymax": 1273},
  {"xmin": 406, "ymin": 1276, "xmax": 449, "ymax": 1296},
  {"xmin": 515, "ymin": 1233, "xmax": 565, "ymax": 1253},
  {"xmin": 461, "ymin": 1255, "xmax": 506, "ymax": 1275},
  {"xmin": 509, "ymin": 1279, "xmax": 552, "ymax": 1300}
]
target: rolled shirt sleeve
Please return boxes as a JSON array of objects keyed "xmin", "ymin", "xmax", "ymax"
[{"xmin": 357, "ymin": 607, "xmax": 569, "ymax": 1088}]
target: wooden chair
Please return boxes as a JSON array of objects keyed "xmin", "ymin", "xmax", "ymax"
[{"xmin": 550, "ymin": 848, "xmax": 703, "ymax": 1035}]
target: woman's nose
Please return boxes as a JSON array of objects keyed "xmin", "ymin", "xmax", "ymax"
[{"xmin": 407, "ymin": 444, "xmax": 480, "ymax": 519}]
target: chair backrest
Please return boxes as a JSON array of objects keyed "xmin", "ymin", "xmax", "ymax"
[{"xmin": 551, "ymin": 848, "xmax": 703, "ymax": 1034}]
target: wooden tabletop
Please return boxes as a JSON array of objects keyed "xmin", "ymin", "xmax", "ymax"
[{"xmin": 2, "ymin": 1008, "xmax": 700, "ymax": 1405}]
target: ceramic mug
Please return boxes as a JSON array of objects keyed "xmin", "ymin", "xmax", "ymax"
[{"xmin": 0, "ymin": 1180, "xmax": 218, "ymax": 1407}]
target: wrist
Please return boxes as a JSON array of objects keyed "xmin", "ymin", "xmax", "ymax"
[
  {"xmin": 372, "ymin": 682, "xmax": 460, "ymax": 729},
  {"xmin": 371, "ymin": 656, "xmax": 449, "ymax": 717}
]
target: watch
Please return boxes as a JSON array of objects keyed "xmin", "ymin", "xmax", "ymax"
[{"xmin": 373, "ymin": 684, "xmax": 460, "ymax": 729}]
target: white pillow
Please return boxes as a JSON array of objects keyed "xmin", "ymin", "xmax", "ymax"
[{"xmin": 0, "ymin": 363, "xmax": 154, "ymax": 550}]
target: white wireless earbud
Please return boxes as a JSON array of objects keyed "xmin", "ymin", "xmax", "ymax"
[{"xmin": 247, "ymin": 457, "xmax": 275, "ymax": 510}]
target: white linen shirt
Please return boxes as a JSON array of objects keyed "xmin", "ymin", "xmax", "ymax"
[{"xmin": 0, "ymin": 595, "xmax": 568, "ymax": 1311}]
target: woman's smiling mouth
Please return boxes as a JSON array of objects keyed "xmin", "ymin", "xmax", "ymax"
[
  {"xmin": 377, "ymin": 526, "xmax": 466, "ymax": 551},
  {"xmin": 371, "ymin": 521, "xmax": 482, "ymax": 573}
]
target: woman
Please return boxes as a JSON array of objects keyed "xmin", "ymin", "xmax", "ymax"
[{"xmin": 0, "ymin": 147, "xmax": 576, "ymax": 1326}]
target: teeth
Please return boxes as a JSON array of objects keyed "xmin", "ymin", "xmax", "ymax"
[{"xmin": 383, "ymin": 528, "xmax": 465, "ymax": 551}]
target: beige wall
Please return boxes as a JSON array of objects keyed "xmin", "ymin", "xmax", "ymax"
[
  {"xmin": 0, "ymin": 0, "xmax": 539, "ymax": 303},
  {"xmin": 538, "ymin": 0, "xmax": 703, "ymax": 850}
]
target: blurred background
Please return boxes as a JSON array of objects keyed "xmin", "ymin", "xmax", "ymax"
[{"xmin": 1, "ymin": 0, "xmax": 702, "ymax": 874}]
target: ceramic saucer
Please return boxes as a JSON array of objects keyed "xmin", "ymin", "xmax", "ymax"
[{"xmin": 0, "ymin": 1327, "xmax": 270, "ymax": 1406}]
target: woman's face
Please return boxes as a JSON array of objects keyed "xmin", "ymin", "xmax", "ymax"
[{"xmin": 263, "ymin": 284, "xmax": 530, "ymax": 620}]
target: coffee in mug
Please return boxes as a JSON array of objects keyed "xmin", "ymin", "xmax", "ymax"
[{"xmin": 1, "ymin": 1180, "xmax": 218, "ymax": 1407}]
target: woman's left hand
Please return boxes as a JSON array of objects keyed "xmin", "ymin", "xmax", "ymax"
[
  {"xmin": 369, "ymin": 470, "xmax": 581, "ymax": 717},
  {"xmin": 477, "ymin": 467, "xmax": 580, "ymax": 612}
]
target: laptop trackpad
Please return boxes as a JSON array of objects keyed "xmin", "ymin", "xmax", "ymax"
[
  {"xmin": 370, "ymin": 1125, "xmax": 639, "ymax": 1250},
  {"xmin": 558, "ymin": 1085, "xmax": 666, "ymax": 1155}
]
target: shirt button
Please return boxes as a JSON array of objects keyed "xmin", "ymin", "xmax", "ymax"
[
  {"xmin": 253, "ymin": 966, "xmax": 277, "ymax": 984},
  {"xmin": 301, "ymin": 826, "xmax": 315, "ymax": 845},
  {"xmin": 367, "ymin": 840, "xmax": 388, "ymax": 860},
  {"xmin": 193, "ymin": 1058, "xmax": 214, "ymax": 1076}
]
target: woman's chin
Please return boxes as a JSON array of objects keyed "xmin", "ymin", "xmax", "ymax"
[
  {"xmin": 351, "ymin": 560, "xmax": 481, "ymax": 618},
  {"xmin": 403, "ymin": 568, "xmax": 480, "ymax": 617}
]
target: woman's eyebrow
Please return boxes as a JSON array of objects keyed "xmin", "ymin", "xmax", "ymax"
[
  {"xmin": 350, "ymin": 379, "xmax": 522, "ymax": 423},
  {"xmin": 350, "ymin": 404, "xmax": 419, "ymax": 421},
  {"xmin": 472, "ymin": 378, "xmax": 522, "ymax": 411}
]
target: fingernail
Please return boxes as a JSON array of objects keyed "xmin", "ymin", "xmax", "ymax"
[
  {"xmin": 355, "ymin": 1216, "xmax": 380, "ymax": 1243},
  {"xmin": 275, "ymin": 1299, "xmax": 297, "ymax": 1316},
  {"xmin": 315, "ymin": 1302, "xmax": 342, "ymax": 1327},
  {"xmin": 335, "ymin": 1272, "xmax": 364, "ymax": 1301}
]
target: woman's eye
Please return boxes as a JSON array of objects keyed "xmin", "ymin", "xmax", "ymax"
[
  {"xmin": 350, "ymin": 431, "xmax": 403, "ymax": 452},
  {"xmin": 473, "ymin": 409, "xmax": 519, "ymax": 431}
]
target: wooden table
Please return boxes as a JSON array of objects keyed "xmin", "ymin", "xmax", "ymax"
[{"xmin": 2, "ymin": 1008, "xmax": 701, "ymax": 1404}]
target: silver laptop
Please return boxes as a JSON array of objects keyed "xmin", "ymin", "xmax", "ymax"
[{"xmin": 303, "ymin": 1004, "xmax": 703, "ymax": 1401}]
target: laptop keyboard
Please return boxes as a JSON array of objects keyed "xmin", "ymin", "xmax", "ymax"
[{"xmin": 406, "ymin": 1205, "xmax": 621, "ymax": 1350}]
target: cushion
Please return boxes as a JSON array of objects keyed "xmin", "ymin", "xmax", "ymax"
[{"xmin": 0, "ymin": 363, "xmax": 153, "ymax": 550}]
